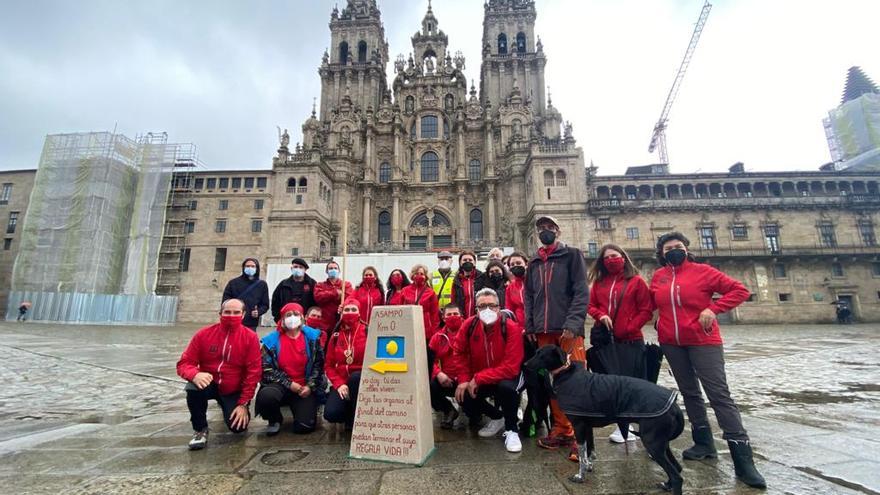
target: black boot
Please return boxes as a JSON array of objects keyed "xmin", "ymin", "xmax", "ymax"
[
  {"xmin": 682, "ymin": 425, "xmax": 717, "ymax": 460},
  {"xmin": 729, "ymin": 440, "xmax": 766, "ymax": 489}
]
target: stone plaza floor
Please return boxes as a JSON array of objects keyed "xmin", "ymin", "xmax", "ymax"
[{"xmin": 0, "ymin": 321, "xmax": 877, "ymax": 494}]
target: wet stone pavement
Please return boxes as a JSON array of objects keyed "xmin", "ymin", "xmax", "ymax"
[{"xmin": 0, "ymin": 321, "xmax": 877, "ymax": 495}]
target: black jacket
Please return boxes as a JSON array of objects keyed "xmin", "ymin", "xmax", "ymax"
[
  {"xmin": 222, "ymin": 258, "xmax": 269, "ymax": 328},
  {"xmin": 553, "ymin": 362, "xmax": 677, "ymax": 419},
  {"xmin": 271, "ymin": 274, "xmax": 317, "ymax": 322},
  {"xmin": 452, "ymin": 269, "xmax": 483, "ymax": 316},
  {"xmin": 475, "ymin": 272, "xmax": 507, "ymax": 308},
  {"xmin": 524, "ymin": 242, "xmax": 589, "ymax": 336}
]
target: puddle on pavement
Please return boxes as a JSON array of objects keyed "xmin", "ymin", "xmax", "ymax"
[
  {"xmin": 841, "ymin": 382, "xmax": 880, "ymax": 393},
  {"xmin": 78, "ymin": 414, "xmax": 137, "ymax": 425},
  {"xmin": 770, "ymin": 390, "xmax": 863, "ymax": 405}
]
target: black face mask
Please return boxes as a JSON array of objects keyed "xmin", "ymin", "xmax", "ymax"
[
  {"xmin": 489, "ymin": 273, "xmax": 503, "ymax": 282},
  {"xmin": 664, "ymin": 248, "xmax": 687, "ymax": 267},
  {"xmin": 539, "ymin": 230, "xmax": 557, "ymax": 246},
  {"xmin": 462, "ymin": 262, "xmax": 475, "ymax": 272},
  {"xmin": 510, "ymin": 266, "xmax": 526, "ymax": 278}
]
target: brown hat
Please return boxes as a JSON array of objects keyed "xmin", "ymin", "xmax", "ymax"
[{"xmin": 535, "ymin": 215, "xmax": 560, "ymax": 229}]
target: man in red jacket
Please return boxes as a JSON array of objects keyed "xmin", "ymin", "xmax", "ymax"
[
  {"xmin": 176, "ymin": 299, "xmax": 262, "ymax": 450},
  {"xmin": 429, "ymin": 304, "xmax": 467, "ymax": 429},
  {"xmin": 454, "ymin": 288, "xmax": 524, "ymax": 453},
  {"xmin": 313, "ymin": 260, "xmax": 354, "ymax": 331}
]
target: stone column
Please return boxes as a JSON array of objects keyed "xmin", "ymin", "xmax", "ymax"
[
  {"xmin": 487, "ymin": 182, "xmax": 497, "ymax": 243},
  {"xmin": 392, "ymin": 188, "xmax": 401, "ymax": 246},
  {"xmin": 362, "ymin": 188, "xmax": 372, "ymax": 247},
  {"xmin": 457, "ymin": 183, "xmax": 467, "ymax": 243}
]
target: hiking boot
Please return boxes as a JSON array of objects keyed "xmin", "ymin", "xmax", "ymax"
[
  {"xmin": 537, "ymin": 433, "xmax": 575, "ymax": 450},
  {"xmin": 478, "ymin": 418, "xmax": 505, "ymax": 438},
  {"xmin": 729, "ymin": 440, "xmax": 767, "ymax": 489},
  {"xmin": 440, "ymin": 408, "xmax": 459, "ymax": 430},
  {"xmin": 266, "ymin": 422, "xmax": 281, "ymax": 436},
  {"xmin": 503, "ymin": 430, "xmax": 522, "ymax": 453},
  {"xmin": 188, "ymin": 428, "xmax": 208, "ymax": 450},
  {"xmin": 682, "ymin": 425, "xmax": 717, "ymax": 460}
]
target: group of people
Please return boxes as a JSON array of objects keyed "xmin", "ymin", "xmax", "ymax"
[{"xmin": 177, "ymin": 215, "xmax": 765, "ymax": 489}]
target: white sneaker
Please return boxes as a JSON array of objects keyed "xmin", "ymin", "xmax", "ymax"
[
  {"xmin": 478, "ymin": 418, "xmax": 505, "ymax": 438},
  {"xmin": 504, "ymin": 430, "xmax": 522, "ymax": 453},
  {"xmin": 609, "ymin": 426, "xmax": 638, "ymax": 443}
]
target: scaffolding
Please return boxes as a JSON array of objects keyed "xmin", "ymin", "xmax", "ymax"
[{"xmin": 156, "ymin": 143, "xmax": 202, "ymax": 295}]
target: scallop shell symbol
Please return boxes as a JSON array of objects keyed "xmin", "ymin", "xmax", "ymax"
[{"xmin": 385, "ymin": 339, "xmax": 399, "ymax": 356}]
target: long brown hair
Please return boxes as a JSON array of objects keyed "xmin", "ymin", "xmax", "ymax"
[{"xmin": 588, "ymin": 243, "xmax": 639, "ymax": 284}]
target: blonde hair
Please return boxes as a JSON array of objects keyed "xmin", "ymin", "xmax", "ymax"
[{"xmin": 410, "ymin": 264, "xmax": 429, "ymax": 278}]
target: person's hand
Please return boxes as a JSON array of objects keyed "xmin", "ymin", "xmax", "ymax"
[
  {"xmin": 467, "ymin": 379, "xmax": 478, "ymax": 399},
  {"xmin": 337, "ymin": 289, "xmax": 344, "ymax": 299},
  {"xmin": 699, "ymin": 309, "xmax": 716, "ymax": 333},
  {"xmin": 599, "ymin": 315, "xmax": 613, "ymax": 330},
  {"xmin": 298, "ymin": 386, "xmax": 311, "ymax": 398},
  {"xmin": 338, "ymin": 384, "xmax": 350, "ymax": 400},
  {"xmin": 229, "ymin": 404, "xmax": 250, "ymax": 430},
  {"xmin": 526, "ymin": 333, "xmax": 537, "ymax": 344},
  {"xmin": 455, "ymin": 382, "xmax": 469, "ymax": 403},
  {"xmin": 437, "ymin": 372, "xmax": 452, "ymax": 387},
  {"xmin": 250, "ymin": 309, "xmax": 259, "ymax": 318},
  {"xmin": 562, "ymin": 329, "xmax": 575, "ymax": 340},
  {"xmin": 192, "ymin": 372, "xmax": 213, "ymax": 389},
  {"xmin": 290, "ymin": 382, "xmax": 302, "ymax": 393}
]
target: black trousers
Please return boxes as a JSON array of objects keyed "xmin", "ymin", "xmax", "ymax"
[
  {"xmin": 430, "ymin": 377, "xmax": 456, "ymax": 413},
  {"xmin": 255, "ymin": 382, "xmax": 318, "ymax": 433},
  {"xmin": 185, "ymin": 383, "xmax": 246, "ymax": 433},
  {"xmin": 323, "ymin": 371, "xmax": 361, "ymax": 426},
  {"xmin": 462, "ymin": 379, "xmax": 519, "ymax": 432}
]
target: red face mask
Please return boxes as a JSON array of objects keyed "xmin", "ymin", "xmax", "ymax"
[
  {"xmin": 390, "ymin": 274, "xmax": 403, "ymax": 287},
  {"xmin": 362, "ymin": 275, "xmax": 375, "ymax": 286},
  {"xmin": 444, "ymin": 315, "xmax": 463, "ymax": 331},
  {"xmin": 220, "ymin": 314, "xmax": 241, "ymax": 331},
  {"xmin": 341, "ymin": 313, "xmax": 360, "ymax": 327},
  {"xmin": 412, "ymin": 274, "xmax": 426, "ymax": 286},
  {"xmin": 604, "ymin": 257, "xmax": 626, "ymax": 274},
  {"xmin": 306, "ymin": 316, "xmax": 322, "ymax": 328}
]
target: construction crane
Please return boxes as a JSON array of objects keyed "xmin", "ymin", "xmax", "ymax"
[{"xmin": 648, "ymin": 1, "xmax": 713, "ymax": 165}]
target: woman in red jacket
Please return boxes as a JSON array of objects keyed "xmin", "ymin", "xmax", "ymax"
[
  {"xmin": 650, "ymin": 232, "xmax": 765, "ymax": 489},
  {"xmin": 385, "ymin": 269, "xmax": 410, "ymax": 305},
  {"xmin": 504, "ymin": 251, "xmax": 528, "ymax": 324},
  {"xmin": 353, "ymin": 266, "xmax": 384, "ymax": 325},
  {"xmin": 323, "ymin": 297, "xmax": 368, "ymax": 428},
  {"xmin": 587, "ymin": 243, "xmax": 653, "ymax": 443},
  {"xmin": 313, "ymin": 261, "xmax": 354, "ymax": 331},
  {"xmin": 397, "ymin": 264, "xmax": 440, "ymax": 341}
]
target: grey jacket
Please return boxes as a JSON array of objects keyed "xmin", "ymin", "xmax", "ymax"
[{"xmin": 524, "ymin": 242, "xmax": 589, "ymax": 336}]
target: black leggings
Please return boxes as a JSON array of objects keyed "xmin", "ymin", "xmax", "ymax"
[
  {"xmin": 323, "ymin": 371, "xmax": 361, "ymax": 427},
  {"xmin": 462, "ymin": 379, "xmax": 520, "ymax": 432},
  {"xmin": 430, "ymin": 377, "xmax": 455, "ymax": 413},
  {"xmin": 185, "ymin": 383, "xmax": 246, "ymax": 433},
  {"xmin": 255, "ymin": 382, "xmax": 318, "ymax": 433}
]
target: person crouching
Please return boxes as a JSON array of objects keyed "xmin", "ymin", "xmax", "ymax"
[
  {"xmin": 429, "ymin": 303, "xmax": 467, "ymax": 429},
  {"xmin": 323, "ymin": 297, "xmax": 368, "ymax": 429}
]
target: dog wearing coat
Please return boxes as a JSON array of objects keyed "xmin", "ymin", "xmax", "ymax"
[{"xmin": 524, "ymin": 345, "xmax": 685, "ymax": 494}]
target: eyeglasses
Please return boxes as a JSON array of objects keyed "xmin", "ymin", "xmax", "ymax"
[{"xmin": 476, "ymin": 303, "xmax": 499, "ymax": 310}]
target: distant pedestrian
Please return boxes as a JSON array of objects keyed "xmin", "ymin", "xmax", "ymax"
[
  {"xmin": 17, "ymin": 301, "xmax": 31, "ymax": 322},
  {"xmin": 222, "ymin": 258, "xmax": 269, "ymax": 331}
]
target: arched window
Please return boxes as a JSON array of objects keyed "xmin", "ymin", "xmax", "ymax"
[
  {"xmin": 378, "ymin": 211, "xmax": 391, "ymax": 242},
  {"xmin": 405, "ymin": 95, "xmax": 415, "ymax": 113},
  {"xmin": 469, "ymin": 209, "xmax": 483, "ymax": 240},
  {"xmin": 339, "ymin": 41, "xmax": 349, "ymax": 64},
  {"xmin": 512, "ymin": 118, "xmax": 522, "ymax": 136},
  {"xmin": 411, "ymin": 212, "xmax": 430, "ymax": 227},
  {"xmin": 421, "ymin": 115, "xmax": 438, "ymax": 138},
  {"xmin": 421, "ymin": 151, "xmax": 439, "ymax": 182},
  {"xmin": 357, "ymin": 41, "xmax": 367, "ymax": 63},
  {"xmin": 516, "ymin": 32, "xmax": 527, "ymax": 53},
  {"xmin": 287, "ymin": 177, "xmax": 296, "ymax": 192},
  {"xmin": 469, "ymin": 159, "xmax": 481, "ymax": 181},
  {"xmin": 445, "ymin": 94, "xmax": 454, "ymax": 112},
  {"xmin": 555, "ymin": 170, "xmax": 567, "ymax": 186},
  {"xmin": 543, "ymin": 169, "xmax": 555, "ymax": 187},
  {"xmin": 298, "ymin": 177, "xmax": 308, "ymax": 191},
  {"xmin": 432, "ymin": 212, "xmax": 451, "ymax": 226},
  {"xmin": 497, "ymin": 33, "xmax": 508, "ymax": 54},
  {"xmin": 379, "ymin": 162, "xmax": 391, "ymax": 183}
]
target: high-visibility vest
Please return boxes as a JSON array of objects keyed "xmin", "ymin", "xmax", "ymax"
[{"xmin": 431, "ymin": 269, "xmax": 456, "ymax": 308}]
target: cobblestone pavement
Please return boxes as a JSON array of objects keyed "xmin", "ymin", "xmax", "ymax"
[{"xmin": 0, "ymin": 321, "xmax": 877, "ymax": 494}]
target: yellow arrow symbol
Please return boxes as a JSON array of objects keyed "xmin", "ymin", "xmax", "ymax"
[{"xmin": 369, "ymin": 360, "xmax": 408, "ymax": 374}]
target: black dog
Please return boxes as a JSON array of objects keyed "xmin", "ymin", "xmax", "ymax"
[{"xmin": 525, "ymin": 345, "xmax": 685, "ymax": 494}]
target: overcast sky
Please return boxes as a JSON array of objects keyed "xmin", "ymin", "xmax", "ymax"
[{"xmin": 1, "ymin": 0, "xmax": 877, "ymax": 175}]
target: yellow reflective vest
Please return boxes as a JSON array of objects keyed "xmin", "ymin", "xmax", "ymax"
[{"xmin": 431, "ymin": 269, "xmax": 456, "ymax": 308}]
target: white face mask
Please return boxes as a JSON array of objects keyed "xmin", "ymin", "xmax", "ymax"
[
  {"xmin": 284, "ymin": 315, "xmax": 302, "ymax": 330},
  {"xmin": 438, "ymin": 260, "xmax": 451, "ymax": 270},
  {"xmin": 479, "ymin": 308, "xmax": 498, "ymax": 325}
]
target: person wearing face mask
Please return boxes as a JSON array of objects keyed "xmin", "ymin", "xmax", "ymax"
[
  {"xmin": 255, "ymin": 303, "xmax": 325, "ymax": 435},
  {"xmin": 650, "ymin": 232, "xmax": 763, "ymax": 489},
  {"xmin": 398, "ymin": 264, "xmax": 441, "ymax": 341},
  {"xmin": 222, "ymin": 258, "xmax": 270, "ymax": 331},
  {"xmin": 431, "ymin": 251, "xmax": 457, "ymax": 311},
  {"xmin": 353, "ymin": 266, "xmax": 385, "ymax": 324},
  {"xmin": 428, "ymin": 304, "xmax": 467, "ymax": 428},
  {"xmin": 323, "ymin": 298, "xmax": 368, "ymax": 429},
  {"xmin": 504, "ymin": 252, "xmax": 529, "ymax": 324},
  {"xmin": 476, "ymin": 260, "xmax": 508, "ymax": 309},
  {"xmin": 271, "ymin": 258, "xmax": 316, "ymax": 323},
  {"xmin": 453, "ymin": 288, "xmax": 524, "ymax": 453},
  {"xmin": 313, "ymin": 260, "xmax": 354, "ymax": 331},
  {"xmin": 177, "ymin": 299, "xmax": 262, "ymax": 450},
  {"xmin": 587, "ymin": 244, "xmax": 653, "ymax": 444},
  {"xmin": 452, "ymin": 251, "xmax": 483, "ymax": 317},
  {"xmin": 525, "ymin": 216, "xmax": 589, "ymax": 458},
  {"xmin": 305, "ymin": 306, "xmax": 329, "ymax": 347}
]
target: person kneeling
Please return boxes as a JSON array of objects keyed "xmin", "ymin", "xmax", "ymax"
[
  {"xmin": 429, "ymin": 304, "xmax": 467, "ymax": 429},
  {"xmin": 256, "ymin": 303, "xmax": 325, "ymax": 435},
  {"xmin": 323, "ymin": 298, "xmax": 367, "ymax": 429},
  {"xmin": 454, "ymin": 288, "xmax": 524, "ymax": 452},
  {"xmin": 176, "ymin": 299, "xmax": 262, "ymax": 450}
]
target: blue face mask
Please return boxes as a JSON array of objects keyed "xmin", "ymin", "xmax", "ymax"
[
  {"xmin": 327, "ymin": 269, "xmax": 339, "ymax": 279},
  {"xmin": 291, "ymin": 268, "xmax": 305, "ymax": 278},
  {"xmin": 243, "ymin": 267, "xmax": 256, "ymax": 277}
]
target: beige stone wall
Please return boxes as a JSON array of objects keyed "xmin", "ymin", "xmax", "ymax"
[{"xmin": 0, "ymin": 170, "xmax": 36, "ymax": 314}]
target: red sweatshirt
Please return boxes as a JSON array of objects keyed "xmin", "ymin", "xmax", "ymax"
[
  {"xmin": 325, "ymin": 322, "xmax": 368, "ymax": 388},
  {"xmin": 453, "ymin": 315, "xmax": 524, "ymax": 386},
  {"xmin": 387, "ymin": 289, "xmax": 406, "ymax": 306},
  {"xmin": 587, "ymin": 274, "xmax": 653, "ymax": 342},
  {"xmin": 353, "ymin": 284, "xmax": 384, "ymax": 324},
  {"xmin": 650, "ymin": 259, "xmax": 750, "ymax": 346},
  {"xmin": 313, "ymin": 278, "xmax": 354, "ymax": 330},
  {"xmin": 429, "ymin": 326, "xmax": 468, "ymax": 381},
  {"xmin": 176, "ymin": 321, "xmax": 262, "ymax": 405},
  {"xmin": 398, "ymin": 284, "xmax": 440, "ymax": 340},
  {"xmin": 505, "ymin": 276, "xmax": 526, "ymax": 325}
]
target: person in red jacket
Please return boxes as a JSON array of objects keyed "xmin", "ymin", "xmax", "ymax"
[
  {"xmin": 650, "ymin": 232, "xmax": 765, "ymax": 489},
  {"xmin": 323, "ymin": 297, "xmax": 368, "ymax": 428},
  {"xmin": 353, "ymin": 266, "xmax": 385, "ymax": 324},
  {"xmin": 313, "ymin": 260, "xmax": 354, "ymax": 331},
  {"xmin": 504, "ymin": 251, "xmax": 528, "ymax": 324},
  {"xmin": 398, "ymin": 264, "xmax": 440, "ymax": 341},
  {"xmin": 305, "ymin": 306, "xmax": 329, "ymax": 347},
  {"xmin": 385, "ymin": 269, "xmax": 410, "ymax": 305},
  {"xmin": 452, "ymin": 251, "xmax": 482, "ymax": 317},
  {"xmin": 429, "ymin": 304, "xmax": 467, "ymax": 429},
  {"xmin": 587, "ymin": 243, "xmax": 653, "ymax": 443},
  {"xmin": 454, "ymin": 288, "xmax": 524, "ymax": 453},
  {"xmin": 176, "ymin": 298, "xmax": 262, "ymax": 450}
]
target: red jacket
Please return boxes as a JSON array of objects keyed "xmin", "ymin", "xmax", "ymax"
[
  {"xmin": 324, "ymin": 321, "xmax": 368, "ymax": 389},
  {"xmin": 505, "ymin": 276, "xmax": 526, "ymax": 325},
  {"xmin": 386, "ymin": 289, "xmax": 406, "ymax": 306},
  {"xmin": 429, "ymin": 326, "xmax": 468, "ymax": 381},
  {"xmin": 587, "ymin": 274, "xmax": 653, "ymax": 342},
  {"xmin": 453, "ymin": 315, "xmax": 524, "ymax": 386},
  {"xmin": 453, "ymin": 271, "xmax": 481, "ymax": 317},
  {"xmin": 313, "ymin": 278, "xmax": 354, "ymax": 330},
  {"xmin": 353, "ymin": 284, "xmax": 384, "ymax": 324},
  {"xmin": 176, "ymin": 321, "xmax": 261, "ymax": 405},
  {"xmin": 398, "ymin": 284, "xmax": 440, "ymax": 340},
  {"xmin": 650, "ymin": 259, "xmax": 750, "ymax": 346}
]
